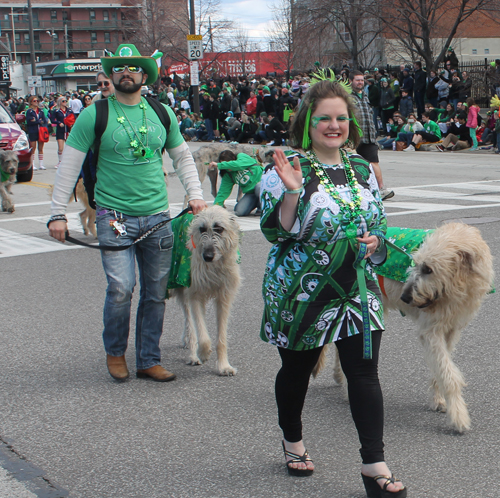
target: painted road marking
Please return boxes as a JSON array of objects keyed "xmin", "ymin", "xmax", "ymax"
[{"xmin": 1, "ymin": 182, "xmax": 500, "ymax": 259}]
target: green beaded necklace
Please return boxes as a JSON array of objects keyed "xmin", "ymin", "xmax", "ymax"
[
  {"xmin": 306, "ymin": 148, "xmax": 362, "ymax": 238},
  {"xmin": 110, "ymin": 95, "xmax": 154, "ymax": 158}
]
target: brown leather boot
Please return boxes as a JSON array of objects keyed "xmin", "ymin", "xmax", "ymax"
[
  {"xmin": 106, "ymin": 354, "xmax": 129, "ymax": 382},
  {"xmin": 136, "ymin": 365, "xmax": 176, "ymax": 382}
]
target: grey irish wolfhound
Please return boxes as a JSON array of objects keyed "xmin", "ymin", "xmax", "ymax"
[{"xmin": 0, "ymin": 150, "xmax": 19, "ymax": 213}]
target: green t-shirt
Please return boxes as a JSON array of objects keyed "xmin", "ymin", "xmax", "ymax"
[{"xmin": 66, "ymin": 99, "xmax": 184, "ymax": 216}]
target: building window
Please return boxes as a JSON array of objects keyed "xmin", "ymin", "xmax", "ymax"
[
  {"xmin": 103, "ymin": 10, "xmax": 109, "ymax": 22},
  {"xmin": 14, "ymin": 33, "xmax": 20, "ymax": 44},
  {"xmin": 90, "ymin": 10, "xmax": 96, "ymax": 21},
  {"xmin": 91, "ymin": 32, "xmax": 97, "ymax": 44},
  {"xmin": 51, "ymin": 10, "xmax": 57, "ymax": 22},
  {"xmin": 485, "ymin": 48, "xmax": 490, "ymax": 55},
  {"xmin": 62, "ymin": 11, "xmax": 68, "ymax": 22},
  {"xmin": 23, "ymin": 33, "xmax": 29, "ymax": 44},
  {"xmin": 104, "ymin": 32, "xmax": 110, "ymax": 43},
  {"xmin": 472, "ymin": 49, "xmax": 477, "ymax": 55},
  {"xmin": 53, "ymin": 32, "xmax": 59, "ymax": 42},
  {"xmin": 112, "ymin": 11, "xmax": 117, "ymax": 20}
]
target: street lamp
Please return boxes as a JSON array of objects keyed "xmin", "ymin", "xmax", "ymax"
[{"xmin": 46, "ymin": 30, "xmax": 57, "ymax": 60}]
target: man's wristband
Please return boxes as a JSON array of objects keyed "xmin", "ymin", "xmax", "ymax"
[
  {"xmin": 284, "ymin": 186, "xmax": 304, "ymax": 195},
  {"xmin": 47, "ymin": 215, "xmax": 68, "ymax": 228}
]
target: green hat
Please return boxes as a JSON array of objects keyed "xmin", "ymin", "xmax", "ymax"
[{"xmin": 101, "ymin": 44, "xmax": 159, "ymax": 86}]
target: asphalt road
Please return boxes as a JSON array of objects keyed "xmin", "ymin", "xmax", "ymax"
[{"xmin": 1, "ymin": 142, "xmax": 499, "ymax": 498}]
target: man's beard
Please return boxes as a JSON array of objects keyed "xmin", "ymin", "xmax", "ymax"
[{"xmin": 114, "ymin": 77, "xmax": 143, "ymax": 94}]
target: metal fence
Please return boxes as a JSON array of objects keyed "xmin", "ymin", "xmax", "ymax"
[{"xmin": 383, "ymin": 59, "xmax": 493, "ymax": 107}]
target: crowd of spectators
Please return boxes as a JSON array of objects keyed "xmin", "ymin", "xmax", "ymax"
[{"xmin": 5, "ymin": 48, "xmax": 500, "ymax": 156}]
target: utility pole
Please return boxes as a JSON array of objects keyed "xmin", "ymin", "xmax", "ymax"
[
  {"xmin": 27, "ymin": 0, "xmax": 36, "ymax": 77},
  {"xmin": 189, "ymin": 0, "xmax": 199, "ymax": 114}
]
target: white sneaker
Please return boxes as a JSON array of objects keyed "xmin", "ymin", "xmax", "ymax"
[
  {"xmin": 268, "ymin": 140, "xmax": 275, "ymax": 146},
  {"xmin": 403, "ymin": 144, "xmax": 415, "ymax": 152},
  {"xmin": 39, "ymin": 165, "xmax": 46, "ymax": 170},
  {"xmin": 33, "ymin": 165, "xmax": 38, "ymax": 170}
]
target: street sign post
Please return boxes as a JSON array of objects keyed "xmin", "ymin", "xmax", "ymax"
[
  {"xmin": 187, "ymin": 34, "xmax": 203, "ymax": 60},
  {"xmin": 27, "ymin": 75, "xmax": 42, "ymax": 87},
  {"xmin": 189, "ymin": 61, "xmax": 199, "ymax": 86}
]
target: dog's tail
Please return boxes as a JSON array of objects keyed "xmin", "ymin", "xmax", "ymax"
[{"xmin": 312, "ymin": 345, "xmax": 328, "ymax": 378}]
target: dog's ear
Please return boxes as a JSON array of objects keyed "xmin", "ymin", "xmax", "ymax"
[{"xmin": 458, "ymin": 250, "xmax": 473, "ymax": 271}]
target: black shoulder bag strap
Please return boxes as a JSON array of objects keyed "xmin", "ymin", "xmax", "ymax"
[
  {"xmin": 144, "ymin": 96, "xmax": 171, "ymax": 153},
  {"xmin": 82, "ymin": 98, "xmax": 108, "ymax": 209}
]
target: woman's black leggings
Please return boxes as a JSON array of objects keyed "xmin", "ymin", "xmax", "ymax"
[{"xmin": 275, "ymin": 331, "xmax": 384, "ymax": 464}]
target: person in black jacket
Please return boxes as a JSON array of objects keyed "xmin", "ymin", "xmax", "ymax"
[
  {"xmin": 266, "ymin": 111, "xmax": 287, "ymax": 145},
  {"xmin": 400, "ymin": 68, "xmax": 414, "ymax": 98},
  {"xmin": 237, "ymin": 78, "xmax": 251, "ymax": 112},
  {"xmin": 413, "ymin": 61, "xmax": 427, "ymax": 119},
  {"xmin": 278, "ymin": 88, "xmax": 296, "ymax": 123},
  {"xmin": 436, "ymin": 112, "xmax": 472, "ymax": 151},
  {"xmin": 426, "ymin": 70, "xmax": 439, "ymax": 108}
]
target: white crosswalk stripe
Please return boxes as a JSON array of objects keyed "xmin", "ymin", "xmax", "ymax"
[{"xmin": 1, "ymin": 181, "xmax": 500, "ymax": 258}]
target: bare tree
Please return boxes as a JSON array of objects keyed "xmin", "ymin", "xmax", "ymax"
[
  {"xmin": 379, "ymin": 0, "xmax": 492, "ymax": 70},
  {"xmin": 130, "ymin": 0, "xmax": 236, "ymax": 67},
  {"xmin": 296, "ymin": 0, "xmax": 384, "ymax": 70},
  {"xmin": 266, "ymin": 0, "xmax": 294, "ymax": 75}
]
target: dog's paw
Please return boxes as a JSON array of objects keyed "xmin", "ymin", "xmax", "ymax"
[
  {"xmin": 217, "ymin": 364, "xmax": 237, "ymax": 376},
  {"xmin": 197, "ymin": 344, "xmax": 212, "ymax": 363},
  {"xmin": 7, "ymin": 205, "xmax": 14, "ymax": 213},
  {"xmin": 187, "ymin": 357, "xmax": 202, "ymax": 366},
  {"xmin": 429, "ymin": 397, "xmax": 447, "ymax": 413}
]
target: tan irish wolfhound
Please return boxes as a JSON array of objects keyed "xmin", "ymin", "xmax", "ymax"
[
  {"xmin": 171, "ymin": 205, "xmax": 242, "ymax": 376},
  {"xmin": 316, "ymin": 223, "xmax": 494, "ymax": 433}
]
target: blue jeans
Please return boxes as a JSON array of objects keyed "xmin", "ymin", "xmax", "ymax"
[
  {"xmin": 96, "ymin": 207, "xmax": 174, "ymax": 369},
  {"xmin": 398, "ymin": 132, "xmax": 413, "ymax": 145},
  {"xmin": 204, "ymin": 118, "xmax": 215, "ymax": 141},
  {"xmin": 234, "ymin": 183, "xmax": 261, "ymax": 216},
  {"xmin": 378, "ymin": 137, "xmax": 395, "ymax": 149}
]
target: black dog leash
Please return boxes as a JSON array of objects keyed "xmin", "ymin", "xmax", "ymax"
[{"xmin": 64, "ymin": 207, "xmax": 191, "ymax": 251}]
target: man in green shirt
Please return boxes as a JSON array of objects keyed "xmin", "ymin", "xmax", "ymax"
[
  {"xmin": 210, "ymin": 150, "xmax": 263, "ymax": 216},
  {"xmin": 403, "ymin": 111, "xmax": 442, "ymax": 151},
  {"xmin": 48, "ymin": 44, "xmax": 206, "ymax": 383}
]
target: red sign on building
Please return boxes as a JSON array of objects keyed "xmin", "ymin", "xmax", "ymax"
[{"xmin": 165, "ymin": 51, "xmax": 291, "ymax": 78}]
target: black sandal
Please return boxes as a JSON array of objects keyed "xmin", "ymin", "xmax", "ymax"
[
  {"xmin": 361, "ymin": 473, "xmax": 407, "ymax": 498},
  {"xmin": 282, "ymin": 441, "xmax": 314, "ymax": 477}
]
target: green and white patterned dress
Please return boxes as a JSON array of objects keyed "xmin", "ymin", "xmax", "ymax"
[{"xmin": 259, "ymin": 151, "xmax": 387, "ymax": 351}]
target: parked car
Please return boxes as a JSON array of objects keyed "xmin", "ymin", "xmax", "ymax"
[{"xmin": 0, "ymin": 102, "xmax": 33, "ymax": 182}]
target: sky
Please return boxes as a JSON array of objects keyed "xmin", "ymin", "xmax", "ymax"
[{"xmin": 217, "ymin": 0, "xmax": 274, "ymax": 45}]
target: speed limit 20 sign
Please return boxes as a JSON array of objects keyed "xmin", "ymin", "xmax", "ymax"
[{"xmin": 187, "ymin": 34, "xmax": 203, "ymax": 60}]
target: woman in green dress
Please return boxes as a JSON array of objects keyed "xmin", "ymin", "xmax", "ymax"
[{"xmin": 260, "ymin": 78, "xmax": 407, "ymax": 497}]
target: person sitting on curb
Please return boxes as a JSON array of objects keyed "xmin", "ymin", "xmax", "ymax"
[
  {"xmin": 436, "ymin": 112, "xmax": 472, "ymax": 151},
  {"xmin": 210, "ymin": 150, "xmax": 264, "ymax": 216},
  {"xmin": 397, "ymin": 113, "xmax": 424, "ymax": 148},
  {"xmin": 404, "ymin": 111, "xmax": 442, "ymax": 151}
]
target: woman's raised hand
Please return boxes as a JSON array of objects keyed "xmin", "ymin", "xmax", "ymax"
[{"xmin": 273, "ymin": 149, "xmax": 303, "ymax": 191}]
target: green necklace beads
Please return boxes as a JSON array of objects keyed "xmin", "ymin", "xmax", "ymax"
[
  {"xmin": 110, "ymin": 95, "xmax": 154, "ymax": 158},
  {"xmin": 306, "ymin": 148, "xmax": 362, "ymax": 239}
]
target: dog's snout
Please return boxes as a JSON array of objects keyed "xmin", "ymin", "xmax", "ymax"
[
  {"xmin": 203, "ymin": 249, "xmax": 214, "ymax": 262},
  {"xmin": 8, "ymin": 167, "xmax": 15, "ymax": 173},
  {"xmin": 400, "ymin": 292, "xmax": 412, "ymax": 304}
]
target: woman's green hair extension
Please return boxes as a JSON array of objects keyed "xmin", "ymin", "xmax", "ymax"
[
  {"xmin": 302, "ymin": 101, "xmax": 314, "ymax": 149},
  {"xmin": 351, "ymin": 113, "xmax": 363, "ymax": 138}
]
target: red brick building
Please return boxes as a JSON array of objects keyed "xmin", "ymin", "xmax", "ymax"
[{"xmin": 0, "ymin": 0, "xmax": 142, "ymax": 64}]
